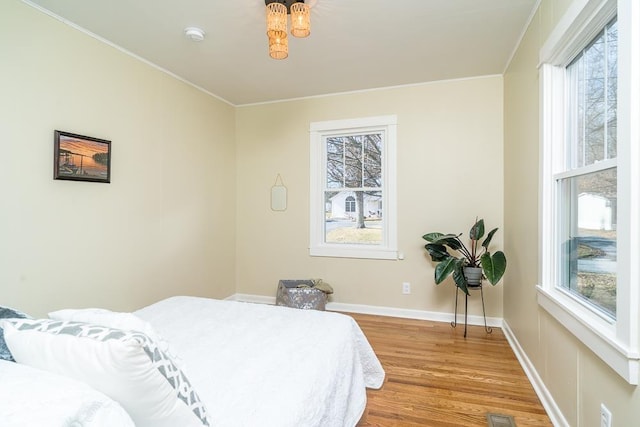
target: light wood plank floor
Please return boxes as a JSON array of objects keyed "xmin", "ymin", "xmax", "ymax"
[{"xmin": 348, "ymin": 313, "xmax": 552, "ymax": 427}]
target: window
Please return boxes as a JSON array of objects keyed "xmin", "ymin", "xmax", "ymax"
[
  {"xmin": 309, "ymin": 116, "xmax": 397, "ymax": 259},
  {"xmin": 344, "ymin": 196, "xmax": 356, "ymax": 213},
  {"xmin": 559, "ymin": 18, "xmax": 618, "ymax": 318},
  {"xmin": 538, "ymin": 0, "xmax": 639, "ymax": 384}
]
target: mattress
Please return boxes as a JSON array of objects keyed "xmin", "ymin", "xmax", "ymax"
[{"xmin": 135, "ymin": 296, "xmax": 384, "ymax": 427}]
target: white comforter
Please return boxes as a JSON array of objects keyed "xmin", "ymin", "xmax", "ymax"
[{"xmin": 135, "ymin": 296, "xmax": 384, "ymax": 427}]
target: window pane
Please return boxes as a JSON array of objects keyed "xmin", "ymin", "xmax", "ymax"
[
  {"xmin": 344, "ymin": 136, "xmax": 363, "ymax": 188},
  {"xmin": 363, "ymin": 134, "xmax": 383, "ymax": 187},
  {"xmin": 321, "ymin": 130, "xmax": 385, "ymax": 247},
  {"xmin": 606, "ymin": 20, "xmax": 618, "ymax": 159},
  {"xmin": 326, "ymin": 138, "xmax": 344, "ymax": 188},
  {"xmin": 585, "ymin": 31, "xmax": 605, "ymax": 166},
  {"xmin": 566, "ymin": 19, "xmax": 617, "ymax": 168},
  {"xmin": 324, "ymin": 190, "xmax": 382, "ymax": 245},
  {"xmin": 558, "ymin": 168, "xmax": 617, "ymax": 317}
]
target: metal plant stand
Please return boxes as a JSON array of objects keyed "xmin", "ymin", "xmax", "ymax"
[{"xmin": 451, "ymin": 284, "xmax": 493, "ymax": 337}]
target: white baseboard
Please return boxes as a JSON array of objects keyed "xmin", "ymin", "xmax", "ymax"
[
  {"xmin": 226, "ymin": 293, "xmax": 274, "ymax": 304},
  {"xmin": 502, "ymin": 320, "xmax": 568, "ymax": 427},
  {"xmin": 226, "ymin": 293, "xmax": 502, "ymax": 327}
]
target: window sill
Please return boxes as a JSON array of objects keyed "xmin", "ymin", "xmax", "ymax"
[
  {"xmin": 309, "ymin": 246, "xmax": 398, "ymax": 260},
  {"xmin": 536, "ymin": 285, "xmax": 639, "ymax": 385}
]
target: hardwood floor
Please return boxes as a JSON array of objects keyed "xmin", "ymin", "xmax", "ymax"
[{"xmin": 348, "ymin": 313, "xmax": 552, "ymax": 427}]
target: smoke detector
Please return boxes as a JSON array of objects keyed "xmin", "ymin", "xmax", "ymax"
[{"xmin": 184, "ymin": 27, "xmax": 205, "ymax": 42}]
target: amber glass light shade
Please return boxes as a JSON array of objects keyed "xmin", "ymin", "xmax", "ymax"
[
  {"xmin": 268, "ymin": 30, "xmax": 288, "ymax": 59},
  {"xmin": 290, "ymin": 2, "xmax": 310, "ymax": 38},
  {"xmin": 266, "ymin": 2, "xmax": 287, "ymax": 36}
]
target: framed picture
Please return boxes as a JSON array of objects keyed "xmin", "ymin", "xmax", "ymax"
[{"xmin": 54, "ymin": 130, "xmax": 111, "ymax": 183}]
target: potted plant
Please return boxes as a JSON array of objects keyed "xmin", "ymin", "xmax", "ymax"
[{"xmin": 422, "ymin": 218, "xmax": 507, "ymax": 295}]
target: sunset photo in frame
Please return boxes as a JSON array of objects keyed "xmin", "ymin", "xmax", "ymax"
[{"xmin": 54, "ymin": 130, "xmax": 111, "ymax": 183}]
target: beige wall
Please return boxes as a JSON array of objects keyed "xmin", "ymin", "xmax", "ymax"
[
  {"xmin": 504, "ymin": 0, "xmax": 640, "ymax": 425},
  {"xmin": 0, "ymin": 0, "xmax": 237, "ymax": 317},
  {"xmin": 14, "ymin": 0, "xmax": 638, "ymax": 423},
  {"xmin": 236, "ymin": 77, "xmax": 504, "ymax": 316},
  {"xmin": 2, "ymin": 1, "xmax": 505, "ymax": 321}
]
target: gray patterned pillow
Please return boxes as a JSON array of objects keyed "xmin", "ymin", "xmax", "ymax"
[
  {"xmin": 2, "ymin": 319, "xmax": 210, "ymax": 427},
  {"xmin": 0, "ymin": 307, "xmax": 30, "ymax": 362}
]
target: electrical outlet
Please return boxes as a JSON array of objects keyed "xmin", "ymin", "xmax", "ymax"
[
  {"xmin": 600, "ymin": 403, "xmax": 612, "ymax": 427},
  {"xmin": 402, "ymin": 282, "xmax": 411, "ymax": 294}
]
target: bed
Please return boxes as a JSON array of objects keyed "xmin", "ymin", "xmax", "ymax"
[{"xmin": 0, "ymin": 296, "xmax": 385, "ymax": 427}]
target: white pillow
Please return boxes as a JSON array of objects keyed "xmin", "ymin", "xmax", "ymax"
[
  {"xmin": 48, "ymin": 308, "xmax": 184, "ymax": 370},
  {"xmin": 2, "ymin": 319, "xmax": 210, "ymax": 427},
  {"xmin": 48, "ymin": 308, "xmax": 155, "ymax": 334},
  {"xmin": 0, "ymin": 359, "xmax": 135, "ymax": 426}
]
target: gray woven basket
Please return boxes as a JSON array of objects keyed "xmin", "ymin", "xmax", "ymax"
[{"xmin": 276, "ymin": 280, "xmax": 327, "ymax": 311}]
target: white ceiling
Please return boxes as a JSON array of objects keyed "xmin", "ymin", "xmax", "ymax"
[{"xmin": 25, "ymin": 0, "xmax": 537, "ymax": 106}]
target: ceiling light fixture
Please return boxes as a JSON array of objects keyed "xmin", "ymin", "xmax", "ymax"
[{"xmin": 265, "ymin": 0, "xmax": 311, "ymax": 60}]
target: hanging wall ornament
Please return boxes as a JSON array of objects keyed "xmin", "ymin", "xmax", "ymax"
[{"xmin": 271, "ymin": 174, "xmax": 287, "ymax": 211}]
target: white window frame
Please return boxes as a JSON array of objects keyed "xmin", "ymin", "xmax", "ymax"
[
  {"xmin": 538, "ymin": 0, "xmax": 640, "ymax": 384},
  {"xmin": 309, "ymin": 115, "xmax": 397, "ymax": 260}
]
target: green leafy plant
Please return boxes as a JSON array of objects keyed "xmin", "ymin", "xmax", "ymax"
[{"xmin": 422, "ymin": 218, "xmax": 507, "ymax": 295}]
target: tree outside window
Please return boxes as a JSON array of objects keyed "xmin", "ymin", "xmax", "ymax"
[{"xmin": 325, "ymin": 133, "xmax": 382, "ymax": 245}]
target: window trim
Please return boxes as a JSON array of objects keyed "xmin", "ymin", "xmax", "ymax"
[
  {"xmin": 538, "ymin": 0, "xmax": 640, "ymax": 384},
  {"xmin": 309, "ymin": 115, "xmax": 398, "ymax": 260}
]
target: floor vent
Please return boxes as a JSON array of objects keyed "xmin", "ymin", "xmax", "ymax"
[{"xmin": 486, "ymin": 413, "xmax": 517, "ymax": 427}]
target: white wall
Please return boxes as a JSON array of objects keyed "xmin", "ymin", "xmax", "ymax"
[
  {"xmin": 0, "ymin": 0, "xmax": 237, "ymax": 317},
  {"xmin": 236, "ymin": 77, "xmax": 504, "ymax": 317}
]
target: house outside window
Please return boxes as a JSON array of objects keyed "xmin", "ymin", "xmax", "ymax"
[
  {"xmin": 309, "ymin": 116, "xmax": 397, "ymax": 260},
  {"xmin": 538, "ymin": 0, "xmax": 640, "ymax": 384}
]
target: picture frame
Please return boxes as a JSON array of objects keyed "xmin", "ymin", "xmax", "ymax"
[{"xmin": 54, "ymin": 130, "xmax": 111, "ymax": 183}]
